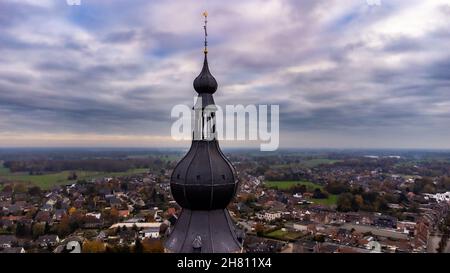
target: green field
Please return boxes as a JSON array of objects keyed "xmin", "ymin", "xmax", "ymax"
[
  {"xmin": 126, "ymin": 154, "xmax": 180, "ymax": 162},
  {"xmin": 311, "ymin": 194, "xmax": 338, "ymax": 206},
  {"xmin": 301, "ymin": 158, "xmax": 340, "ymax": 168},
  {"xmin": 272, "ymin": 159, "xmax": 340, "ymax": 169},
  {"xmin": 265, "ymin": 229, "xmax": 303, "ymax": 241},
  {"xmin": 265, "ymin": 180, "xmax": 324, "ymax": 190},
  {"xmin": 265, "ymin": 180, "xmax": 338, "ymax": 206},
  {"xmin": 0, "ymin": 164, "xmax": 148, "ymax": 190}
]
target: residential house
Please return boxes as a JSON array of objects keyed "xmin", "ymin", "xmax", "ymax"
[
  {"xmin": 0, "ymin": 235, "xmax": 18, "ymax": 248},
  {"xmin": 36, "ymin": 235, "xmax": 60, "ymax": 248},
  {"xmin": 256, "ymin": 211, "xmax": 281, "ymax": 222},
  {"xmin": 0, "ymin": 247, "xmax": 25, "ymax": 253}
]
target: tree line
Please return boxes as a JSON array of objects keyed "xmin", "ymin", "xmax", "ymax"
[{"xmin": 3, "ymin": 157, "xmax": 170, "ymax": 173}]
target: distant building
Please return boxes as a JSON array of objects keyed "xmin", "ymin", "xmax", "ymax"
[
  {"xmin": 36, "ymin": 235, "xmax": 60, "ymax": 248},
  {"xmin": 109, "ymin": 222, "xmax": 161, "ymax": 230},
  {"xmin": 256, "ymin": 211, "xmax": 282, "ymax": 222},
  {"xmin": 0, "ymin": 247, "xmax": 25, "ymax": 253},
  {"xmin": 0, "ymin": 235, "xmax": 18, "ymax": 248},
  {"xmin": 424, "ymin": 192, "xmax": 450, "ymax": 203}
]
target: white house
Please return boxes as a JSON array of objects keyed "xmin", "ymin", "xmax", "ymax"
[
  {"xmin": 256, "ymin": 211, "xmax": 282, "ymax": 222},
  {"xmin": 109, "ymin": 222, "xmax": 161, "ymax": 230},
  {"xmin": 293, "ymin": 193, "xmax": 302, "ymax": 198},
  {"xmin": 424, "ymin": 192, "xmax": 450, "ymax": 203}
]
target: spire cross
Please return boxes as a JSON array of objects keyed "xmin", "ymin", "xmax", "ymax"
[{"xmin": 203, "ymin": 11, "xmax": 208, "ymax": 54}]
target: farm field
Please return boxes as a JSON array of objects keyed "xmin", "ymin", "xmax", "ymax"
[
  {"xmin": 272, "ymin": 158, "xmax": 341, "ymax": 169},
  {"xmin": 0, "ymin": 164, "xmax": 148, "ymax": 190}
]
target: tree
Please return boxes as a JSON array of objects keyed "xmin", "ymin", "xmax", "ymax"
[
  {"xmin": 313, "ymin": 234, "xmax": 325, "ymax": 243},
  {"xmin": 57, "ymin": 216, "xmax": 72, "ymax": 237},
  {"xmin": 413, "ymin": 178, "xmax": 435, "ymax": 194},
  {"xmin": 142, "ymin": 239, "xmax": 164, "ymax": 253},
  {"xmin": 134, "ymin": 238, "xmax": 143, "ymax": 253},
  {"xmin": 13, "ymin": 183, "xmax": 27, "ymax": 194},
  {"xmin": 2, "ymin": 184, "xmax": 13, "ymax": 193},
  {"xmin": 354, "ymin": 195, "xmax": 364, "ymax": 209},
  {"xmin": 108, "ymin": 208, "xmax": 120, "ymax": 223},
  {"xmin": 82, "ymin": 240, "xmax": 106, "ymax": 253},
  {"xmin": 28, "ymin": 186, "xmax": 42, "ymax": 196},
  {"xmin": 254, "ymin": 223, "xmax": 265, "ymax": 236},
  {"xmin": 438, "ymin": 177, "xmax": 450, "ymax": 191},
  {"xmin": 105, "ymin": 244, "xmax": 130, "ymax": 253},
  {"xmin": 325, "ymin": 181, "xmax": 349, "ymax": 195},
  {"xmin": 32, "ymin": 223, "xmax": 46, "ymax": 239},
  {"xmin": 15, "ymin": 222, "xmax": 30, "ymax": 237},
  {"xmin": 337, "ymin": 193, "xmax": 354, "ymax": 212},
  {"xmin": 312, "ymin": 188, "xmax": 328, "ymax": 199},
  {"xmin": 68, "ymin": 207, "xmax": 77, "ymax": 215},
  {"xmin": 291, "ymin": 185, "xmax": 307, "ymax": 195}
]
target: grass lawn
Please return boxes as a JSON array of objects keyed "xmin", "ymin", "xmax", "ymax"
[
  {"xmin": 0, "ymin": 164, "xmax": 148, "ymax": 190},
  {"xmin": 301, "ymin": 158, "xmax": 340, "ymax": 168},
  {"xmin": 265, "ymin": 180, "xmax": 324, "ymax": 191},
  {"xmin": 265, "ymin": 229, "xmax": 302, "ymax": 241},
  {"xmin": 159, "ymin": 155, "xmax": 181, "ymax": 162},
  {"xmin": 311, "ymin": 194, "xmax": 338, "ymax": 206}
]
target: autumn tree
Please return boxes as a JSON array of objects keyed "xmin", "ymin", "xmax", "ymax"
[
  {"xmin": 13, "ymin": 183, "xmax": 27, "ymax": 194},
  {"xmin": 82, "ymin": 240, "xmax": 106, "ymax": 253},
  {"xmin": 337, "ymin": 193, "xmax": 354, "ymax": 212},
  {"xmin": 142, "ymin": 238, "xmax": 164, "ymax": 253},
  {"xmin": 32, "ymin": 223, "xmax": 46, "ymax": 239},
  {"xmin": 354, "ymin": 194, "xmax": 364, "ymax": 209},
  {"xmin": 28, "ymin": 186, "xmax": 42, "ymax": 196},
  {"xmin": 56, "ymin": 215, "xmax": 72, "ymax": 237},
  {"xmin": 254, "ymin": 223, "xmax": 265, "ymax": 236}
]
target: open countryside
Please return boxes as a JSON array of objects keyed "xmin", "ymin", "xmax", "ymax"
[{"xmin": 0, "ymin": 163, "xmax": 148, "ymax": 190}]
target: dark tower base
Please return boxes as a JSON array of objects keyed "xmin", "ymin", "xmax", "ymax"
[{"xmin": 165, "ymin": 209, "xmax": 243, "ymax": 253}]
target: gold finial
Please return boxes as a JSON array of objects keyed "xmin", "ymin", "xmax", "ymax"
[{"xmin": 203, "ymin": 11, "xmax": 208, "ymax": 54}]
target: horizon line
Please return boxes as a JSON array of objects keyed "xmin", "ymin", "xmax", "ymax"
[{"xmin": 1, "ymin": 146, "xmax": 450, "ymax": 151}]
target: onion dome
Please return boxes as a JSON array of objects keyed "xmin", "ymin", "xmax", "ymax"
[
  {"xmin": 170, "ymin": 140, "xmax": 238, "ymax": 210},
  {"xmin": 193, "ymin": 10, "xmax": 217, "ymax": 94},
  {"xmin": 193, "ymin": 55, "xmax": 218, "ymax": 94}
]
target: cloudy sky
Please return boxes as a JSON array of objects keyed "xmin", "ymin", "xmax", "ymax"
[{"xmin": 0, "ymin": 0, "xmax": 450, "ymax": 149}]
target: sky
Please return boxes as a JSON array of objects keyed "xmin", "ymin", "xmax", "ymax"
[{"xmin": 0, "ymin": 0, "xmax": 450, "ymax": 149}]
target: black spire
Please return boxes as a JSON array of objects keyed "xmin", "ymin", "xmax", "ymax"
[
  {"xmin": 165, "ymin": 11, "xmax": 242, "ymax": 253},
  {"xmin": 193, "ymin": 11, "xmax": 218, "ymax": 94}
]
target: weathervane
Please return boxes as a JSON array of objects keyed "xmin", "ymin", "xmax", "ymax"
[{"xmin": 203, "ymin": 11, "xmax": 208, "ymax": 54}]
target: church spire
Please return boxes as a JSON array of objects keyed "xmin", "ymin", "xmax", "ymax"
[{"xmin": 165, "ymin": 11, "xmax": 242, "ymax": 253}]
